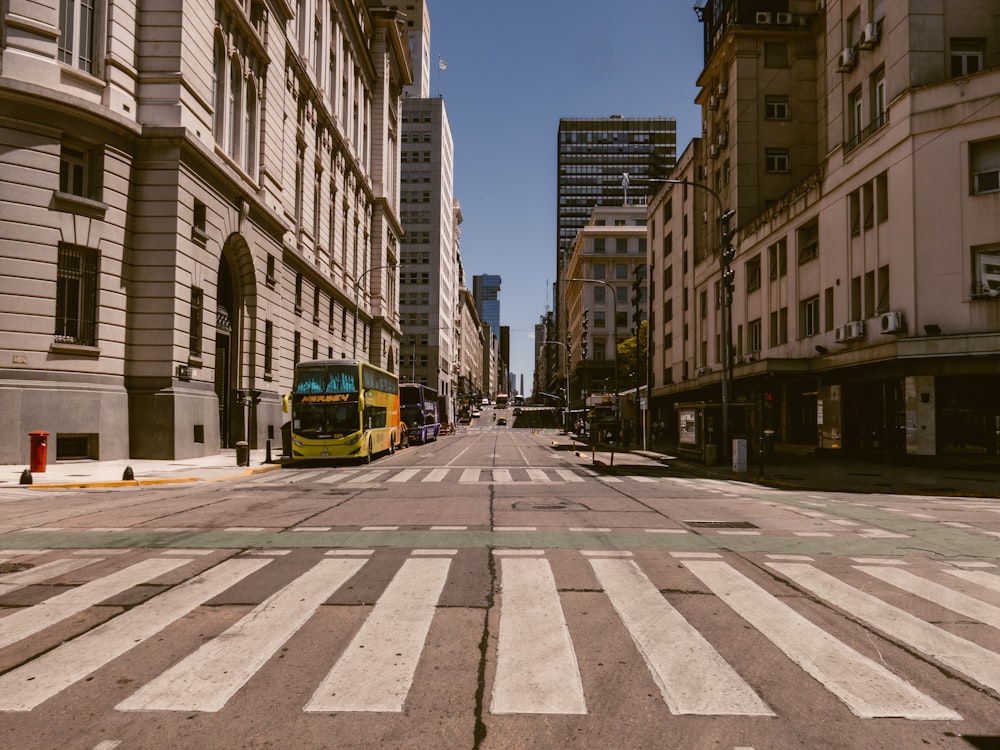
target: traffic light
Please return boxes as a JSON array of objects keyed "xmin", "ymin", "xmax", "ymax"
[
  {"xmin": 720, "ymin": 208, "xmax": 736, "ymax": 263},
  {"xmin": 582, "ymin": 309, "xmax": 590, "ymax": 359}
]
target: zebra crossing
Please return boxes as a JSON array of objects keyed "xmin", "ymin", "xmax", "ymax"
[
  {"xmin": 247, "ymin": 465, "xmax": 659, "ymax": 486},
  {"xmin": 1, "ymin": 548, "xmax": 998, "ymax": 720}
]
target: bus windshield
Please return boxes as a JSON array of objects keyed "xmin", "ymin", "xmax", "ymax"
[
  {"xmin": 294, "ymin": 364, "xmax": 359, "ymax": 395},
  {"xmin": 294, "ymin": 400, "xmax": 360, "ymax": 439}
]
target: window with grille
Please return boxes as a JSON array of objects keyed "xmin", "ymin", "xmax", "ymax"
[
  {"xmin": 58, "ymin": 0, "xmax": 97, "ymax": 74},
  {"xmin": 55, "ymin": 245, "xmax": 99, "ymax": 345},
  {"xmin": 189, "ymin": 287, "xmax": 204, "ymax": 357}
]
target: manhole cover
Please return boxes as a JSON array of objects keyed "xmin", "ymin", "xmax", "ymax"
[
  {"xmin": 683, "ymin": 520, "xmax": 759, "ymax": 529},
  {"xmin": 513, "ymin": 501, "xmax": 587, "ymax": 511},
  {"xmin": 0, "ymin": 562, "xmax": 34, "ymax": 574}
]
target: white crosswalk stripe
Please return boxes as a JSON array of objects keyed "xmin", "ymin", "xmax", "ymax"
[
  {"xmin": 306, "ymin": 556, "xmax": 451, "ymax": 712},
  {"xmin": 118, "ymin": 557, "xmax": 368, "ymax": 712},
  {"xmin": 491, "ymin": 555, "xmax": 586, "ymax": 714},
  {"xmin": 2, "ymin": 551, "xmax": 998, "ymax": 720},
  {"xmin": 591, "ymin": 557, "xmax": 772, "ymax": 716},
  {"xmin": 0, "ymin": 558, "xmax": 269, "ymax": 711},
  {"xmin": 254, "ymin": 467, "xmax": 657, "ymax": 485}
]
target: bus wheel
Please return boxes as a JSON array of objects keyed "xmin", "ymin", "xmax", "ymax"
[
  {"xmin": 365, "ymin": 440, "xmax": 373, "ymax": 464},
  {"xmin": 389, "ymin": 437, "xmax": 395, "ymax": 455}
]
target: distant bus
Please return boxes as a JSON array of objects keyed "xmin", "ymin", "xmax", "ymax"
[
  {"xmin": 288, "ymin": 359, "xmax": 401, "ymax": 462},
  {"xmin": 495, "ymin": 393, "xmax": 509, "ymax": 408},
  {"xmin": 399, "ymin": 383, "xmax": 440, "ymax": 445}
]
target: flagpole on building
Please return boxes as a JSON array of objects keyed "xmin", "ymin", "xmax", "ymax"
[{"xmin": 437, "ymin": 55, "xmax": 447, "ymax": 97}]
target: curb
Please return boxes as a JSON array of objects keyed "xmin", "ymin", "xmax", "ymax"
[{"xmin": 17, "ymin": 462, "xmax": 282, "ymax": 490}]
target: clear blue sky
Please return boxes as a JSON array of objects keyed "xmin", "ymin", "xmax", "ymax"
[{"xmin": 426, "ymin": 1, "xmax": 706, "ymax": 392}]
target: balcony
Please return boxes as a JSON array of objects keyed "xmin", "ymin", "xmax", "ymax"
[{"xmin": 844, "ymin": 111, "xmax": 889, "ymax": 154}]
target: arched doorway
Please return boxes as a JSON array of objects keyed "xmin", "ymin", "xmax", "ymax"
[{"xmin": 215, "ymin": 257, "xmax": 237, "ymax": 447}]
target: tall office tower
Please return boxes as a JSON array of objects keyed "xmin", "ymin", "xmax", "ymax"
[
  {"xmin": 398, "ymin": 95, "xmax": 459, "ymax": 418},
  {"xmin": 389, "ymin": 1, "xmax": 462, "ymax": 419},
  {"xmin": 552, "ymin": 116, "xmax": 676, "ymax": 395},
  {"xmin": 473, "ymin": 274, "xmax": 502, "ymax": 338},
  {"xmin": 387, "ymin": 0, "xmax": 431, "ymax": 98}
]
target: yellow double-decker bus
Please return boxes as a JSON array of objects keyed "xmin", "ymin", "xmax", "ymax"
[{"xmin": 288, "ymin": 359, "xmax": 401, "ymax": 462}]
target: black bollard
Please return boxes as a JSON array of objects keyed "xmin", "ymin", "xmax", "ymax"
[
  {"xmin": 19, "ymin": 469, "xmax": 32, "ymax": 485},
  {"xmin": 122, "ymin": 466, "xmax": 135, "ymax": 481},
  {"xmin": 265, "ymin": 439, "xmax": 272, "ymax": 464}
]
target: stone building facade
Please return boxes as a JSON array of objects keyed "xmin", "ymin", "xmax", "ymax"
[
  {"xmin": 0, "ymin": 0, "xmax": 411, "ymax": 462},
  {"xmin": 647, "ymin": 0, "xmax": 1000, "ymax": 461}
]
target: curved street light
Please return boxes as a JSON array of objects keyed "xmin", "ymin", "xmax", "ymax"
[
  {"xmin": 651, "ymin": 177, "xmax": 735, "ymax": 465},
  {"xmin": 353, "ymin": 263, "xmax": 398, "ymax": 359}
]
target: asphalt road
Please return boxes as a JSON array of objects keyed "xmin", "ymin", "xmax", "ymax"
[{"xmin": 1, "ymin": 421, "xmax": 999, "ymax": 750}]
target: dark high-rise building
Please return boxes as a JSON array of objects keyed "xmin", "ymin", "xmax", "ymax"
[
  {"xmin": 473, "ymin": 274, "xmax": 502, "ymax": 338},
  {"xmin": 556, "ymin": 116, "xmax": 677, "ymax": 270},
  {"xmin": 552, "ymin": 116, "xmax": 676, "ymax": 395}
]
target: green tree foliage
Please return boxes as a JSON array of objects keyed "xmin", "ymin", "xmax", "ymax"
[{"xmin": 616, "ymin": 320, "xmax": 648, "ymax": 385}]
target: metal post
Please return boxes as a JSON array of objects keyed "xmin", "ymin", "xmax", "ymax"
[{"xmin": 651, "ymin": 180, "xmax": 733, "ymax": 466}]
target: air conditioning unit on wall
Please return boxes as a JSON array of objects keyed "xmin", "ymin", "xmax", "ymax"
[
  {"xmin": 776, "ymin": 12, "xmax": 793, "ymax": 24},
  {"xmin": 848, "ymin": 320, "xmax": 866, "ymax": 339},
  {"xmin": 834, "ymin": 325, "xmax": 846, "ymax": 343},
  {"xmin": 879, "ymin": 311, "xmax": 904, "ymax": 333},
  {"xmin": 756, "ymin": 11, "xmax": 772, "ymax": 24},
  {"xmin": 838, "ymin": 47, "xmax": 856, "ymax": 72},
  {"xmin": 859, "ymin": 22, "xmax": 879, "ymax": 49}
]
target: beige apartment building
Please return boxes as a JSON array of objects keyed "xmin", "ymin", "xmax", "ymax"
[
  {"xmin": 0, "ymin": 0, "xmax": 411, "ymax": 463},
  {"xmin": 648, "ymin": 0, "xmax": 1000, "ymax": 462},
  {"xmin": 564, "ymin": 204, "xmax": 648, "ymax": 410}
]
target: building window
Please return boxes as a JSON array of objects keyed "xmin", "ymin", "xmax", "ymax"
[
  {"xmin": 616, "ymin": 263, "xmax": 628, "ymax": 280},
  {"xmin": 765, "ymin": 148, "xmax": 789, "ymax": 173},
  {"xmin": 972, "ymin": 244, "xmax": 1000, "ymax": 296},
  {"xmin": 876, "ymin": 171, "xmax": 889, "ymax": 222},
  {"xmin": 266, "ymin": 254, "xmax": 276, "ymax": 287},
  {"xmin": 264, "ymin": 320, "xmax": 274, "ymax": 373},
  {"xmin": 189, "ymin": 287, "xmax": 204, "ymax": 358},
  {"xmin": 769, "ymin": 307, "xmax": 788, "ymax": 346},
  {"xmin": 59, "ymin": 142, "xmax": 100, "ymax": 200},
  {"xmin": 745, "ymin": 255, "xmax": 762, "ymax": 293},
  {"xmin": 764, "ymin": 95, "xmax": 789, "ymax": 120},
  {"xmin": 313, "ymin": 287, "xmax": 320, "ymax": 324},
  {"xmin": 801, "ymin": 295, "xmax": 820, "ymax": 337},
  {"xmin": 593, "ymin": 237, "xmax": 606, "ymax": 254},
  {"xmin": 58, "ymin": 0, "xmax": 98, "ymax": 74},
  {"xmin": 824, "ymin": 287, "xmax": 834, "ymax": 331},
  {"xmin": 951, "ymin": 39, "xmax": 984, "ymax": 77},
  {"xmin": 55, "ymin": 245, "xmax": 99, "ymax": 345},
  {"xmin": 594, "ymin": 285, "xmax": 606, "ymax": 303},
  {"xmin": 293, "ymin": 330, "xmax": 301, "ymax": 366},
  {"xmin": 764, "ymin": 43, "xmax": 788, "ymax": 68},
  {"xmin": 862, "ymin": 182, "xmax": 874, "ymax": 229},
  {"xmin": 616, "ymin": 238, "xmax": 628, "ymax": 254},
  {"xmin": 848, "ymin": 87, "xmax": 863, "ymax": 146},
  {"xmin": 594, "ymin": 311, "xmax": 606, "ymax": 329},
  {"xmin": 970, "ymin": 138, "xmax": 1000, "ymax": 195},
  {"xmin": 877, "ymin": 265, "xmax": 890, "ymax": 313},
  {"xmin": 593, "ymin": 263, "xmax": 606, "ymax": 279},
  {"xmin": 797, "ymin": 220, "xmax": 819, "ymax": 264},
  {"xmin": 294, "ymin": 272, "xmax": 303, "ymax": 312},
  {"xmin": 849, "ymin": 190, "xmax": 861, "ymax": 235},
  {"xmin": 768, "ymin": 238, "xmax": 787, "ymax": 280},
  {"xmin": 748, "ymin": 319, "xmax": 762, "ymax": 353}
]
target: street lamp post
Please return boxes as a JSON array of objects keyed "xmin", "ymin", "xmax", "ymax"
[
  {"xmin": 652, "ymin": 179, "xmax": 735, "ymax": 466},
  {"xmin": 353, "ymin": 263, "xmax": 397, "ymax": 359},
  {"xmin": 541, "ymin": 340, "xmax": 571, "ymax": 434}
]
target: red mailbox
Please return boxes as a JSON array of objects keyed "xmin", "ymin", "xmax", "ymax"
[{"xmin": 28, "ymin": 431, "xmax": 49, "ymax": 473}]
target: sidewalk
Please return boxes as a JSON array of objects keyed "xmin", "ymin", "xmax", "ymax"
[
  {"xmin": 0, "ymin": 449, "xmax": 280, "ymax": 489},
  {"xmin": 557, "ymin": 435, "xmax": 1000, "ymax": 498}
]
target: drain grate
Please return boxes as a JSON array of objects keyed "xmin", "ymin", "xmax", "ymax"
[{"xmin": 683, "ymin": 520, "xmax": 759, "ymax": 529}]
